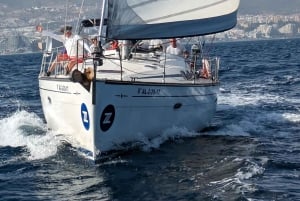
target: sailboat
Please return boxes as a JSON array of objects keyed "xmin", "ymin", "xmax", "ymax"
[{"xmin": 38, "ymin": 0, "xmax": 240, "ymax": 160}]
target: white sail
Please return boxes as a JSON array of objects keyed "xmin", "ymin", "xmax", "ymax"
[{"xmin": 107, "ymin": 0, "xmax": 240, "ymax": 39}]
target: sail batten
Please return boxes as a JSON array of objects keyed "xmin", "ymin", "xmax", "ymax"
[{"xmin": 107, "ymin": 0, "xmax": 240, "ymax": 40}]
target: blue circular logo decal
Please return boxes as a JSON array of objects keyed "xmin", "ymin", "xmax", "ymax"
[{"xmin": 81, "ymin": 103, "xmax": 90, "ymax": 130}]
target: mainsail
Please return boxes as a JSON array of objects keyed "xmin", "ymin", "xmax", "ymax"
[{"xmin": 107, "ymin": 0, "xmax": 240, "ymax": 40}]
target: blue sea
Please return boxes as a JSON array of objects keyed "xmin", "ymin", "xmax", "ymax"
[{"xmin": 1, "ymin": 38, "xmax": 300, "ymax": 201}]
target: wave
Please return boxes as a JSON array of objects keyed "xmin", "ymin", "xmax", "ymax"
[
  {"xmin": 219, "ymin": 87, "xmax": 283, "ymax": 107},
  {"xmin": 209, "ymin": 157, "xmax": 267, "ymax": 199},
  {"xmin": 0, "ymin": 110, "xmax": 61, "ymax": 160}
]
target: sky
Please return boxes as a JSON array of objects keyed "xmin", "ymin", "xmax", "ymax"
[
  {"xmin": 239, "ymin": 0, "xmax": 300, "ymax": 14},
  {"xmin": 1, "ymin": 0, "xmax": 300, "ymax": 15}
]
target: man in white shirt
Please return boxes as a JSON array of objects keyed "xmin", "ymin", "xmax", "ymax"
[
  {"xmin": 89, "ymin": 35, "xmax": 98, "ymax": 53},
  {"xmin": 47, "ymin": 26, "xmax": 90, "ymax": 75},
  {"xmin": 61, "ymin": 26, "xmax": 87, "ymax": 73},
  {"xmin": 166, "ymin": 38, "xmax": 187, "ymax": 57}
]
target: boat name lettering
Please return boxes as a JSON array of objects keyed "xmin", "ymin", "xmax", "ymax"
[
  {"xmin": 138, "ymin": 88, "xmax": 160, "ymax": 95},
  {"xmin": 57, "ymin": 84, "xmax": 69, "ymax": 92}
]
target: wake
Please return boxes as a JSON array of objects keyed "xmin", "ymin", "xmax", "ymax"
[{"xmin": 0, "ymin": 110, "xmax": 62, "ymax": 160}]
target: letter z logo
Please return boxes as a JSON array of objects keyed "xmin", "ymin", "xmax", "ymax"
[
  {"xmin": 81, "ymin": 103, "xmax": 90, "ymax": 130},
  {"xmin": 82, "ymin": 111, "xmax": 89, "ymax": 123},
  {"xmin": 103, "ymin": 112, "xmax": 112, "ymax": 124},
  {"xmin": 100, "ymin": 105, "xmax": 115, "ymax": 132}
]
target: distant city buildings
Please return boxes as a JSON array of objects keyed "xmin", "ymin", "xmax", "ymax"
[
  {"xmin": 215, "ymin": 14, "xmax": 300, "ymax": 41},
  {"xmin": 0, "ymin": 4, "xmax": 300, "ymax": 54}
]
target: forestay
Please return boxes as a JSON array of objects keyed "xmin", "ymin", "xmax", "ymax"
[{"xmin": 107, "ymin": 0, "xmax": 240, "ymax": 40}]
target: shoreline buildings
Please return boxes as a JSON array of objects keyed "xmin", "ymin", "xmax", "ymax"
[{"xmin": 1, "ymin": 4, "xmax": 300, "ymax": 54}]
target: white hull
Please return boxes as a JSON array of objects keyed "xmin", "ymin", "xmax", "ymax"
[{"xmin": 39, "ymin": 76, "xmax": 218, "ymax": 159}]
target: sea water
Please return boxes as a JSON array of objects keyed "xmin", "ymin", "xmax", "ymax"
[{"xmin": 0, "ymin": 38, "xmax": 300, "ymax": 200}]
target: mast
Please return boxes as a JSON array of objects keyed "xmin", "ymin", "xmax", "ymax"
[
  {"xmin": 98, "ymin": 0, "xmax": 107, "ymax": 41},
  {"xmin": 92, "ymin": 0, "xmax": 106, "ymax": 105}
]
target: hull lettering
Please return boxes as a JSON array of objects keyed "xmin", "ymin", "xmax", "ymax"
[{"xmin": 137, "ymin": 88, "xmax": 160, "ymax": 96}]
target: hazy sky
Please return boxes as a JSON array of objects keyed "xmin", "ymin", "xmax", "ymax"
[
  {"xmin": 1, "ymin": 0, "xmax": 300, "ymax": 15},
  {"xmin": 239, "ymin": 0, "xmax": 300, "ymax": 14}
]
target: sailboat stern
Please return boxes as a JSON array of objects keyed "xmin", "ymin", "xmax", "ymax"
[{"xmin": 92, "ymin": 80, "xmax": 219, "ymax": 154}]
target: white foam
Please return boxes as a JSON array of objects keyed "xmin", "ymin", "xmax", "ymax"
[
  {"xmin": 138, "ymin": 126, "xmax": 199, "ymax": 152},
  {"xmin": 218, "ymin": 90, "xmax": 283, "ymax": 108},
  {"xmin": 235, "ymin": 159, "xmax": 265, "ymax": 180},
  {"xmin": 0, "ymin": 110, "xmax": 62, "ymax": 160},
  {"xmin": 216, "ymin": 86, "xmax": 300, "ymax": 138},
  {"xmin": 286, "ymin": 97, "xmax": 300, "ymax": 105},
  {"xmin": 210, "ymin": 158, "xmax": 266, "ymax": 195},
  {"xmin": 216, "ymin": 123, "xmax": 251, "ymax": 137},
  {"xmin": 282, "ymin": 113, "xmax": 300, "ymax": 123}
]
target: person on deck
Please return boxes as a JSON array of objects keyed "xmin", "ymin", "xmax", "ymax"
[
  {"xmin": 149, "ymin": 39, "xmax": 164, "ymax": 51},
  {"xmin": 89, "ymin": 35, "xmax": 98, "ymax": 53},
  {"xmin": 109, "ymin": 40, "xmax": 119, "ymax": 50},
  {"xmin": 166, "ymin": 38, "xmax": 188, "ymax": 58},
  {"xmin": 47, "ymin": 26, "xmax": 91, "ymax": 76}
]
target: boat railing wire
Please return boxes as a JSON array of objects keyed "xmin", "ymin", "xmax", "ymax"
[{"xmin": 40, "ymin": 40, "xmax": 219, "ymax": 84}]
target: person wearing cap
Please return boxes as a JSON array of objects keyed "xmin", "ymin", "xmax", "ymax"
[{"xmin": 47, "ymin": 25, "xmax": 91, "ymax": 75}]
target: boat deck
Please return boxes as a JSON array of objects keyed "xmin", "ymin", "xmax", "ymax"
[{"xmin": 40, "ymin": 50, "xmax": 219, "ymax": 85}]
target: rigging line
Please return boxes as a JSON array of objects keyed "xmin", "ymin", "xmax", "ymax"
[
  {"xmin": 184, "ymin": 37, "xmax": 193, "ymax": 52},
  {"xmin": 117, "ymin": 47, "xmax": 123, "ymax": 81},
  {"xmin": 205, "ymin": 35, "xmax": 215, "ymax": 58},
  {"xmin": 64, "ymin": 0, "xmax": 69, "ymax": 38},
  {"xmin": 196, "ymin": 36, "xmax": 204, "ymax": 58},
  {"xmin": 75, "ymin": 0, "xmax": 86, "ymax": 34},
  {"xmin": 199, "ymin": 36, "xmax": 208, "ymax": 58},
  {"xmin": 163, "ymin": 45, "xmax": 167, "ymax": 83}
]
